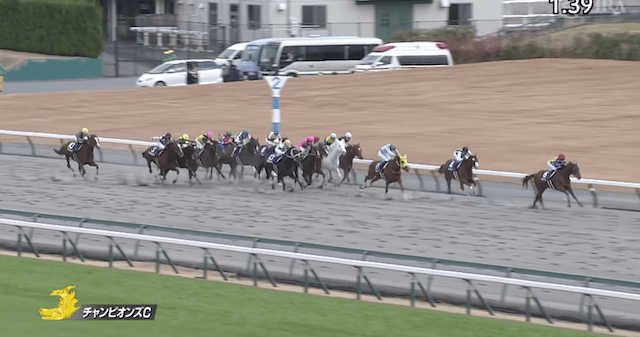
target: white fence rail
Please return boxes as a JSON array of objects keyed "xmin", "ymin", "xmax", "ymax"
[
  {"xmin": 2, "ymin": 217, "xmax": 639, "ymax": 332},
  {"xmin": 2, "ymin": 129, "xmax": 640, "ymax": 192}
]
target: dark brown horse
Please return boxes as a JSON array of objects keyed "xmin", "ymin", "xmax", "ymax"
[
  {"xmin": 141, "ymin": 141, "xmax": 184, "ymax": 183},
  {"xmin": 217, "ymin": 137, "xmax": 261, "ymax": 180},
  {"xmin": 360, "ymin": 154, "xmax": 409, "ymax": 198},
  {"xmin": 523, "ymin": 162, "xmax": 583, "ymax": 208},
  {"xmin": 438, "ymin": 154, "xmax": 479, "ymax": 195},
  {"xmin": 176, "ymin": 141, "xmax": 201, "ymax": 185},
  {"xmin": 53, "ymin": 134, "xmax": 101, "ymax": 179},
  {"xmin": 300, "ymin": 144, "xmax": 324, "ymax": 186},
  {"xmin": 199, "ymin": 140, "xmax": 225, "ymax": 179},
  {"xmin": 339, "ymin": 143, "xmax": 363, "ymax": 185}
]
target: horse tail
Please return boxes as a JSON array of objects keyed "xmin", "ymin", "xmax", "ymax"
[
  {"xmin": 438, "ymin": 165, "xmax": 445, "ymax": 174},
  {"xmin": 522, "ymin": 174, "xmax": 535, "ymax": 189},
  {"xmin": 53, "ymin": 147, "xmax": 63, "ymax": 155}
]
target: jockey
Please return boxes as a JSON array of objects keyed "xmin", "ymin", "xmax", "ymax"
[
  {"xmin": 195, "ymin": 132, "xmax": 213, "ymax": 155},
  {"xmin": 338, "ymin": 132, "xmax": 352, "ymax": 143},
  {"xmin": 177, "ymin": 134, "xmax": 190, "ymax": 144},
  {"xmin": 265, "ymin": 131, "xmax": 282, "ymax": 148},
  {"xmin": 298, "ymin": 136, "xmax": 318, "ymax": 151},
  {"xmin": 377, "ymin": 144, "xmax": 398, "ymax": 171},
  {"xmin": 272, "ymin": 139, "xmax": 291, "ymax": 163},
  {"xmin": 232, "ymin": 130, "xmax": 251, "ymax": 157},
  {"xmin": 150, "ymin": 132, "xmax": 172, "ymax": 156},
  {"xmin": 220, "ymin": 131, "xmax": 233, "ymax": 145},
  {"xmin": 72, "ymin": 128, "xmax": 89, "ymax": 152},
  {"xmin": 324, "ymin": 133, "xmax": 337, "ymax": 147},
  {"xmin": 452, "ymin": 146, "xmax": 473, "ymax": 171},
  {"xmin": 548, "ymin": 154, "xmax": 566, "ymax": 171}
]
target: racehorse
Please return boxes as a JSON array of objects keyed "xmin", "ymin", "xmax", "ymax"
[
  {"xmin": 320, "ymin": 140, "xmax": 347, "ymax": 187},
  {"xmin": 272, "ymin": 147, "xmax": 305, "ymax": 191},
  {"xmin": 438, "ymin": 154, "xmax": 479, "ymax": 195},
  {"xmin": 301, "ymin": 145, "xmax": 324, "ymax": 186},
  {"xmin": 522, "ymin": 162, "xmax": 583, "ymax": 208},
  {"xmin": 339, "ymin": 143, "xmax": 363, "ymax": 185},
  {"xmin": 199, "ymin": 140, "xmax": 225, "ymax": 179},
  {"xmin": 141, "ymin": 141, "xmax": 184, "ymax": 183},
  {"xmin": 217, "ymin": 137, "xmax": 261, "ymax": 179},
  {"xmin": 360, "ymin": 154, "xmax": 409, "ymax": 198},
  {"xmin": 53, "ymin": 134, "xmax": 101, "ymax": 179},
  {"xmin": 176, "ymin": 141, "xmax": 201, "ymax": 185}
]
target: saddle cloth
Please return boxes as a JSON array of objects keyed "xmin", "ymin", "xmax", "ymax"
[
  {"xmin": 150, "ymin": 147, "xmax": 164, "ymax": 157},
  {"xmin": 448, "ymin": 160, "xmax": 460, "ymax": 172},
  {"xmin": 232, "ymin": 146, "xmax": 242, "ymax": 157},
  {"xmin": 267, "ymin": 154, "xmax": 282, "ymax": 164},
  {"xmin": 542, "ymin": 170, "xmax": 557, "ymax": 181},
  {"xmin": 67, "ymin": 142, "xmax": 83, "ymax": 153},
  {"xmin": 375, "ymin": 161, "xmax": 389, "ymax": 173}
]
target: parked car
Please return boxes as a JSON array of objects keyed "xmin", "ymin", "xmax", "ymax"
[
  {"xmin": 136, "ymin": 59, "xmax": 222, "ymax": 87},
  {"xmin": 214, "ymin": 42, "xmax": 247, "ymax": 68},
  {"xmin": 355, "ymin": 42, "xmax": 453, "ymax": 73}
]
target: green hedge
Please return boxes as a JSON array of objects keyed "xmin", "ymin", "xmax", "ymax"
[
  {"xmin": 389, "ymin": 28, "xmax": 640, "ymax": 64},
  {"xmin": 0, "ymin": 0, "xmax": 104, "ymax": 58}
]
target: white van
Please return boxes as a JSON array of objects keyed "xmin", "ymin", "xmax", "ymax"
[
  {"xmin": 257, "ymin": 37, "xmax": 383, "ymax": 77},
  {"xmin": 355, "ymin": 42, "xmax": 453, "ymax": 73},
  {"xmin": 215, "ymin": 42, "xmax": 247, "ymax": 67},
  {"xmin": 136, "ymin": 59, "xmax": 222, "ymax": 87}
]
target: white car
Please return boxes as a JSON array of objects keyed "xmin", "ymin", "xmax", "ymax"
[
  {"xmin": 136, "ymin": 59, "xmax": 222, "ymax": 87},
  {"xmin": 355, "ymin": 42, "xmax": 453, "ymax": 73},
  {"xmin": 214, "ymin": 42, "xmax": 247, "ymax": 67}
]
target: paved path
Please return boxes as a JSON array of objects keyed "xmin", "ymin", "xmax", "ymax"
[{"xmin": 0, "ymin": 77, "xmax": 138, "ymax": 96}]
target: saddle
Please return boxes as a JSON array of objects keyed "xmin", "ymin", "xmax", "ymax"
[
  {"xmin": 375, "ymin": 161, "xmax": 389, "ymax": 173},
  {"xmin": 542, "ymin": 170, "xmax": 557, "ymax": 181},
  {"xmin": 67, "ymin": 142, "xmax": 83, "ymax": 153},
  {"xmin": 150, "ymin": 147, "xmax": 164, "ymax": 157}
]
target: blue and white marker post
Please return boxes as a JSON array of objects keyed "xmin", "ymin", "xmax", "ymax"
[{"xmin": 264, "ymin": 75, "xmax": 289, "ymax": 133}]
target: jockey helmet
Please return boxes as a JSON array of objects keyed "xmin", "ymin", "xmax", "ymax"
[
  {"xmin": 182, "ymin": 134, "xmax": 188, "ymax": 140},
  {"xmin": 390, "ymin": 144, "xmax": 396, "ymax": 151},
  {"xmin": 314, "ymin": 136, "xmax": 320, "ymax": 142},
  {"xmin": 345, "ymin": 132, "xmax": 352, "ymax": 139},
  {"xmin": 206, "ymin": 131, "xmax": 213, "ymax": 138},
  {"xmin": 82, "ymin": 128, "xmax": 88, "ymax": 134},
  {"xmin": 284, "ymin": 140, "xmax": 291, "ymax": 147},
  {"xmin": 243, "ymin": 130, "xmax": 249, "ymax": 135},
  {"xmin": 557, "ymin": 154, "xmax": 565, "ymax": 160},
  {"xmin": 225, "ymin": 131, "xmax": 232, "ymax": 137},
  {"xmin": 164, "ymin": 49, "xmax": 174, "ymax": 55},
  {"xmin": 330, "ymin": 133, "xmax": 337, "ymax": 139},
  {"xmin": 165, "ymin": 132, "xmax": 172, "ymax": 139},
  {"xmin": 462, "ymin": 146, "xmax": 469, "ymax": 152}
]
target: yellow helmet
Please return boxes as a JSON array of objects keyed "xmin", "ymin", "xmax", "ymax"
[
  {"xmin": 284, "ymin": 140, "xmax": 291, "ymax": 146},
  {"xmin": 164, "ymin": 49, "xmax": 174, "ymax": 55},
  {"xmin": 182, "ymin": 134, "xmax": 189, "ymax": 140},
  {"xmin": 82, "ymin": 128, "xmax": 88, "ymax": 134}
]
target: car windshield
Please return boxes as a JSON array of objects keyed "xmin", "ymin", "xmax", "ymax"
[
  {"xmin": 359, "ymin": 54, "xmax": 379, "ymax": 65},
  {"xmin": 242, "ymin": 45, "xmax": 261, "ymax": 62},
  {"xmin": 259, "ymin": 45, "xmax": 279, "ymax": 67},
  {"xmin": 217, "ymin": 49, "xmax": 236, "ymax": 59},
  {"xmin": 148, "ymin": 63, "xmax": 173, "ymax": 74}
]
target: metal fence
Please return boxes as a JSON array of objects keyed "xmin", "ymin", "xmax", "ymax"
[{"xmin": 3, "ymin": 217, "xmax": 640, "ymax": 332}]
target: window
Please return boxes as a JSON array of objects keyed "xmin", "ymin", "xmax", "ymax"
[
  {"xmin": 279, "ymin": 46, "xmax": 306, "ymax": 68},
  {"xmin": 230, "ymin": 4, "xmax": 238, "ymax": 28},
  {"xmin": 198, "ymin": 61, "xmax": 219, "ymax": 70},
  {"xmin": 248, "ymin": 5, "xmax": 261, "ymax": 30},
  {"xmin": 397, "ymin": 55, "xmax": 450, "ymax": 66},
  {"xmin": 449, "ymin": 4, "xmax": 472, "ymax": 25},
  {"xmin": 233, "ymin": 51, "xmax": 243, "ymax": 60},
  {"xmin": 243, "ymin": 45, "xmax": 260, "ymax": 61},
  {"xmin": 167, "ymin": 63, "xmax": 186, "ymax": 73},
  {"xmin": 305, "ymin": 45, "xmax": 346, "ymax": 61},
  {"xmin": 379, "ymin": 56, "xmax": 392, "ymax": 65},
  {"xmin": 302, "ymin": 6, "xmax": 326, "ymax": 29},
  {"xmin": 259, "ymin": 44, "xmax": 280, "ymax": 71},
  {"xmin": 347, "ymin": 45, "xmax": 365, "ymax": 60},
  {"xmin": 365, "ymin": 44, "xmax": 379, "ymax": 54},
  {"xmin": 209, "ymin": 3, "xmax": 217, "ymax": 27},
  {"xmin": 165, "ymin": 0, "xmax": 175, "ymax": 14}
]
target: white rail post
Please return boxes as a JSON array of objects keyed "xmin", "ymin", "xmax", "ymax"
[{"xmin": 264, "ymin": 75, "xmax": 289, "ymax": 133}]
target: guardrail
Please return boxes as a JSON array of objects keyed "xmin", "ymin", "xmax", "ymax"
[
  {"xmin": 3, "ymin": 217, "xmax": 639, "ymax": 332},
  {"xmin": 1, "ymin": 130, "xmax": 640, "ymax": 206}
]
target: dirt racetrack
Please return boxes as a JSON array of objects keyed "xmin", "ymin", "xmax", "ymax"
[{"xmin": 1, "ymin": 59, "xmax": 639, "ymax": 182}]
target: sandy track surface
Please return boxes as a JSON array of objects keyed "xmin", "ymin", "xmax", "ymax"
[{"xmin": 1, "ymin": 59, "xmax": 639, "ymax": 182}]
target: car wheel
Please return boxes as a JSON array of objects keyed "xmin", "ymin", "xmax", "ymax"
[
  {"xmin": 154, "ymin": 81, "xmax": 166, "ymax": 87},
  {"xmin": 287, "ymin": 73, "xmax": 298, "ymax": 78}
]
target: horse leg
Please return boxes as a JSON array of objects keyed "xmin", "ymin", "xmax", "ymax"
[
  {"xmin": 445, "ymin": 176, "xmax": 452, "ymax": 194},
  {"xmin": 294, "ymin": 171, "xmax": 305, "ymax": 191},
  {"xmin": 568, "ymin": 187, "xmax": 583, "ymax": 207},
  {"xmin": 88, "ymin": 161, "xmax": 99, "ymax": 180},
  {"xmin": 563, "ymin": 191, "xmax": 571, "ymax": 208},
  {"xmin": 172, "ymin": 168, "xmax": 180, "ymax": 184},
  {"xmin": 385, "ymin": 181, "xmax": 391, "ymax": 199},
  {"xmin": 65, "ymin": 155, "xmax": 76, "ymax": 176}
]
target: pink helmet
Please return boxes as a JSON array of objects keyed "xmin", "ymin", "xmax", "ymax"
[
  {"xmin": 206, "ymin": 131, "xmax": 213, "ymax": 138},
  {"xmin": 557, "ymin": 154, "xmax": 565, "ymax": 160},
  {"xmin": 313, "ymin": 136, "xmax": 320, "ymax": 142}
]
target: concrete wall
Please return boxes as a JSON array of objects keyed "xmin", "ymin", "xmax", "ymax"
[{"xmin": 5, "ymin": 59, "xmax": 104, "ymax": 82}]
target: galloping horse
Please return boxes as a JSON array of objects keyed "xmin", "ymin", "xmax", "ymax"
[
  {"xmin": 523, "ymin": 162, "xmax": 582, "ymax": 208},
  {"xmin": 438, "ymin": 154, "xmax": 479, "ymax": 195},
  {"xmin": 339, "ymin": 143, "xmax": 363, "ymax": 185},
  {"xmin": 53, "ymin": 134, "xmax": 101, "ymax": 179},
  {"xmin": 301, "ymin": 145, "xmax": 324, "ymax": 186},
  {"xmin": 217, "ymin": 137, "xmax": 261, "ymax": 179},
  {"xmin": 320, "ymin": 140, "xmax": 347, "ymax": 187},
  {"xmin": 176, "ymin": 141, "xmax": 201, "ymax": 185},
  {"xmin": 360, "ymin": 154, "xmax": 409, "ymax": 198},
  {"xmin": 199, "ymin": 140, "xmax": 225, "ymax": 179},
  {"xmin": 272, "ymin": 147, "xmax": 305, "ymax": 191},
  {"xmin": 141, "ymin": 141, "xmax": 184, "ymax": 183}
]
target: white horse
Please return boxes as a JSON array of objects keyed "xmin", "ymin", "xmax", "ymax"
[{"xmin": 320, "ymin": 140, "xmax": 347, "ymax": 187}]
